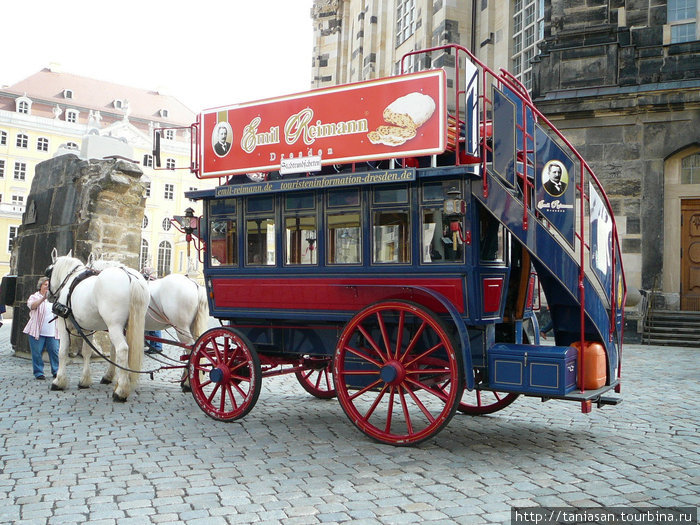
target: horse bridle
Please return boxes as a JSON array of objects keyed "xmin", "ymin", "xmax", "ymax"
[{"xmin": 45, "ymin": 263, "xmax": 82, "ymax": 303}]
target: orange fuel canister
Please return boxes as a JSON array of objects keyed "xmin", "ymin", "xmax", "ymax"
[{"xmin": 570, "ymin": 341, "xmax": 607, "ymax": 390}]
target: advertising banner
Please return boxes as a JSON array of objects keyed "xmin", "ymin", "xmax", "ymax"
[
  {"xmin": 535, "ymin": 125, "xmax": 576, "ymax": 248},
  {"xmin": 199, "ymin": 70, "xmax": 446, "ymax": 178},
  {"xmin": 590, "ymin": 183, "xmax": 613, "ymax": 300}
]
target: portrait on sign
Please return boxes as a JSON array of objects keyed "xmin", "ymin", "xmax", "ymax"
[
  {"xmin": 542, "ymin": 160, "xmax": 568, "ymax": 197},
  {"xmin": 212, "ymin": 122, "xmax": 233, "ymax": 157}
]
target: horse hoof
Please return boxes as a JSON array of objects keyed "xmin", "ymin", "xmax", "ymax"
[
  {"xmin": 50, "ymin": 384, "xmax": 63, "ymax": 391},
  {"xmin": 112, "ymin": 393, "xmax": 128, "ymax": 403},
  {"xmin": 78, "ymin": 384, "xmax": 90, "ymax": 389},
  {"xmin": 100, "ymin": 378, "xmax": 112, "ymax": 385},
  {"xmin": 181, "ymin": 384, "xmax": 192, "ymax": 393}
]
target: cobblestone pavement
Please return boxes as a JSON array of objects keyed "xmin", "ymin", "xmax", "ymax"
[{"xmin": 1, "ymin": 320, "xmax": 698, "ymax": 524}]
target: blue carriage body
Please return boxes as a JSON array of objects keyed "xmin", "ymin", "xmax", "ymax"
[{"xmin": 178, "ymin": 45, "xmax": 625, "ymax": 443}]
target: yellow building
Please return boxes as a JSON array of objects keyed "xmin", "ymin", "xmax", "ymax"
[{"xmin": 0, "ymin": 65, "xmax": 213, "ymax": 279}]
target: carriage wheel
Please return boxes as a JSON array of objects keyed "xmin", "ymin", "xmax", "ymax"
[
  {"xmin": 188, "ymin": 327, "xmax": 262, "ymax": 422},
  {"xmin": 295, "ymin": 358, "xmax": 336, "ymax": 399},
  {"xmin": 334, "ymin": 300, "xmax": 464, "ymax": 446}
]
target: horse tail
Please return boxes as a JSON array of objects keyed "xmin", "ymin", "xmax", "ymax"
[
  {"xmin": 126, "ymin": 277, "xmax": 150, "ymax": 386},
  {"xmin": 191, "ymin": 284, "xmax": 210, "ymax": 341}
]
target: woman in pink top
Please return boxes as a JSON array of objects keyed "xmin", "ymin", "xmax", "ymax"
[{"xmin": 23, "ymin": 277, "xmax": 59, "ymax": 380}]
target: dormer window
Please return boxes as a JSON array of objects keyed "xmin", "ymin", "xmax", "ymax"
[
  {"xmin": 160, "ymin": 109, "xmax": 169, "ymax": 118},
  {"xmin": 64, "ymin": 89, "xmax": 73, "ymax": 99},
  {"xmin": 113, "ymin": 99, "xmax": 124, "ymax": 109},
  {"xmin": 66, "ymin": 109, "xmax": 79, "ymax": 123},
  {"xmin": 164, "ymin": 129, "xmax": 175, "ymax": 140},
  {"xmin": 16, "ymin": 96, "xmax": 32, "ymax": 115}
]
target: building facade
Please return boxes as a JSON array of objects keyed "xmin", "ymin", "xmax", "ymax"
[
  {"xmin": 0, "ymin": 66, "xmax": 212, "ymax": 281},
  {"xmin": 311, "ymin": 0, "xmax": 700, "ymax": 315},
  {"xmin": 532, "ymin": 0, "xmax": 700, "ymax": 311}
]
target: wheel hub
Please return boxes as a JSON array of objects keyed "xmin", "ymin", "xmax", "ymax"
[
  {"xmin": 209, "ymin": 366, "xmax": 230, "ymax": 383},
  {"xmin": 380, "ymin": 360, "xmax": 406, "ymax": 386}
]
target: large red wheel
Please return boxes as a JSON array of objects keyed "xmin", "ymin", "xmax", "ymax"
[
  {"xmin": 295, "ymin": 358, "xmax": 336, "ymax": 399},
  {"xmin": 334, "ymin": 301, "xmax": 464, "ymax": 446},
  {"xmin": 188, "ymin": 327, "xmax": 262, "ymax": 422}
]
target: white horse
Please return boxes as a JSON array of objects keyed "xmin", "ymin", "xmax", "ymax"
[
  {"xmin": 47, "ymin": 253, "xmax": 150, "ymax": 401},
  {"xmin": 88, "ymin": 259, "xmax": 209, "ymax": 389}
]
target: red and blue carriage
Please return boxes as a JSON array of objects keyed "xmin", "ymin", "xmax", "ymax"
[{"xmin": 169, "ymin": 45, "xmax": 625, "ymax": 445}]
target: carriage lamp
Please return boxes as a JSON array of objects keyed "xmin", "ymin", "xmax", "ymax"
[{"xmin": 171, "ymin": 207, "xmax": 201, "ymax": 259}]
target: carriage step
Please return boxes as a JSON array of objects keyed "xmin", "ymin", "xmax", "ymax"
[{"xmin": 597, "ymin": 395, "xmax": 622, "ymax": 407}]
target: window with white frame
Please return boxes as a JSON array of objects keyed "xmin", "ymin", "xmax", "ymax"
[
  {"xmin": 14, "ymin": 162, "xmax": 26, "ymax": 180},
  {"xmin": 12, "ymin": 195, "xmax": 24, "ymax": 205},
  {"xmin": 37, "ymin": 137, "xmax": 49, "ymax": 152},
  {"xmin": 142, "ymin": 215, "xmax": 149, "ymax": 229},
  {"xmin": 143, "ymin": 154, "xmax": 153, "ymax": 167},
  {"xmin": 512, "ymin": 0, "xmax": 544, "ymax": 91},
  {"xmin": 8, "ymin": 226, "xmax": 18, "ymax": 252},
  {"xmin": 17, "ymin": 100, "xmax": 30, "ymax": 114},
  {"xmin": 157, "ymin": 240, "xmax": 172, "ymax": 276},
  {"xmin": 681, "ymin": 153, "xmax": 700, "ymax": 184},
  {"xmin": 164, "ymin": 129, "xmax": 175, "ymax": 140},
  {"xmin": 0, "ymin": 131, "xmax": 6, "ymax": 145},
  {"xmin": 396, "ymin": 0, "xmax": 415, "ymax": 46},
  {"xmin": 0, "ymin": 160, "xmax": 4, "ymax": 178},
  {"xmin": 144, "ymin": 182, "xmax": 151, "ymax": 197},
  {"xmin": 64, "ymin": 89, "xmax": 73, "ymax": 99},
  {"xmin": 668, "ymin": 0, "xmax": 697, "ymax": 43},
  {"xmin": 164, "ymin": 183, "xmax": 174, "ymax": 200},
  {"xmin": 66, "ymin": 109, "xmax": 79, "ymax": 123},
  {"xmin": 66, "ymin": 142, "xmax": 79, "ymax": 150},
  {"xmin": 16, "ymin": 133, "xmax": 28, "ymax": 148},
  {"xmin": 139, "ymin": 238, "xmax": 149, "ymax": 270},
  {"xmin": 166, "ymin": 158, "xmax": 176, "ymax": 170},
  {"xmin": 189, "ymin": 187, "xmax": 198, "ymax": 202},
  {"xmin": 162, "ymin": 218, "xmax": 172, "ymax": 231}
]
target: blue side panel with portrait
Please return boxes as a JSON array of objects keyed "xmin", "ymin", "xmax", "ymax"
[
  {"xmin": 589, "ymin": 183, "xmax": 614, "ymax": 301},
  {"xmin": 535, "ymin": 125, "xmax": 576, "ymax": 248}
]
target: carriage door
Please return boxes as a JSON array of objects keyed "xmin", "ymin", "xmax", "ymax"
[{"xmin": 681, "ymin": 199, "xmax": 700, "ymax": 311}]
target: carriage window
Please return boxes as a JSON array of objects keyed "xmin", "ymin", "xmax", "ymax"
[
  {"xmin": 285, "ymin": 215, "xmax": 317, "ymax": 265},
  {"xmin": 247, "ymin": 195, "xmax": 275, "ymax": 213},
  {"xmin": 373, "ymin": 184, "xmax": 408, "ymax": 205},
  {"xmin": 328, "ymin": 212, "xmax": 361, "ymax": 264},
  {"xmin": 210, "ymin": 219, "xmax": 237, "ymax": 266},
  {"xmin": 210, "ymin": 198, "xmax": 236, "ymax": 215},
  {"xmin": 246, "ymin": 217, "xmax": 276, "ymax": 265},
  {"xmin": 285, "ymin": 192, "xmax": 315, "ymax": 211},
  {"xmin": 327, "ymin": 188, "xmax": 360, "ymax": 208},
  {"xmin": 480, "ymin": 207, "xmax": 505, "ymax": 262},
  {"xmin": 373, "ymin": 210, "xmax": 410, "ymax": 263},
  {"xmin": 422, "ymin": 180, "xmax": 464, "ymax": 263}
]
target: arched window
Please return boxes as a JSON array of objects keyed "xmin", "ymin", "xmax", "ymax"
[
  {"xmin": 681, "ymin": 153, "xmax": 700, "ymax": 184},
  {"xmin": 16, "ymin": 97, "xmax": 31, "ymax": 114},
  {"xmin": 139, "ymin": 239, "xmax": 149, "ymax": 270},
  {"xmin": 157, "ymin": 241, "xmax": 172, "ymax": 277},
  {"xmin": 142, "ymin": 215, "xmax": 149, "ymax": 229},
  {"xmin": 162, "ymin": 218, "xmax": 172, "ymax": 231}
]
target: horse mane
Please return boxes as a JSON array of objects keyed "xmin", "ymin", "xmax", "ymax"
[{"xmin": 52, "ymin": 256, "xmax": 85, "ymax": 281}]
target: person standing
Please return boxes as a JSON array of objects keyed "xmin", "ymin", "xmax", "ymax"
[
  {"xmin": 142, "ymin": 267, "xmax": 163, "ymax": 355},
  {"xmin": 23, "ymin": 277, "xmax": 59, "ymax": 380}
]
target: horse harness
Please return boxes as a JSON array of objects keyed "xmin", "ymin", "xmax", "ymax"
[{"xmin": 51, "ymin": 267, "xmax": 101, "ymax": 319}]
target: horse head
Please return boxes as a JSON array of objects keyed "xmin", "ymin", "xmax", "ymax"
[{"xmin": 46, "ymin": 253, "xmax": 83, "ymax": 300}]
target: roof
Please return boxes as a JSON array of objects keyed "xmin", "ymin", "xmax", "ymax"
[{"xmin": 2, "ymin": 68, "xmax": 194, "ymax": 125}]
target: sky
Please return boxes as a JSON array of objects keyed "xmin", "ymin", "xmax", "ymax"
[{"xmin": 0, "ymin": 0, "xmax": 316, "ymax": 113}]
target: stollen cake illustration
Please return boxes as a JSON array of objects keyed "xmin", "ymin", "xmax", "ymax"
[
  {"xmin": 383, "ymin": 92, "xmax": 436, "ymax": 130},
  {"xmin": 367, "ymin": 91, "xmax": 436, "ymax": 146}
]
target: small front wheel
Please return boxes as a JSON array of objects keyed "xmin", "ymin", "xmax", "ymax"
[
  {"xmin": 295, "ymin": 358, "xmax": 336, "ymax": 399},
  {"xmin": 189, "ymin": 327, "xmax": 262, "ymax": 422},
  {"xmin": 334, "ymin": 301, "xmax": 464, "ymax": 446}
]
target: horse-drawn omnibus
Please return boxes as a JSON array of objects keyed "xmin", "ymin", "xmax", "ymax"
[{"xmin": 166, "ymin": 44, "xmax": 625, "ymax": 445}]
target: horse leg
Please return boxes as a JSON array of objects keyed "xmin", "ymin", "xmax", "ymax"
[
  {"xmin": 100, "ymin": 344, "xmax": 117, "ymax": 385},
  {"xmin": 177, "ymin": 332, "xmax": 194, "ymax": 393},
  {"xmin": 108, "ymin": 326, "xmax": 131, "ymax": 402},
  {"xmin": 78, "ymin": 339, "xmax": 93, "ymax": 389},
  {"xmin": 51, "ymin": 324, "xmax": 71, "ymax": 391}
]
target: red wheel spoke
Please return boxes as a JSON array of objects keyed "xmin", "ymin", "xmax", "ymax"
[
  {"xmin": 343, "ymin": 344, "xmax": 384, "ymax": 368},
  {"xmin": 206, "ymin": 382, "xmax": 222, "ymax": 404},
  {"xmin": 398, "ymin": 386, "xmax": 414, "ymax": 435},
  {"xmin": 404, "ymin": 341, "xmax": 445, "ymax": 368},
  {"xmin": 225, "ymin": 383, "xmax": 239, "ymax": 410},
  {"xmin": 357, "ymin": 324, "xmax": 389, "ymax": 362},
  {"xmin": 394, "ymin": 311, "xmax": 405, "ymax": 360},
  {"xmin": 348, "ymin": 379, "xmax": 384, "ymax": 401},
  {"xmin": 405, "ymin": 377, "xmax": 451, "ymax": 403},
  {"xmin": 362, "ymin": 384, "xmax": 389, "ymax": 421},
  {"xmin": 376, "ymin": 311, "xmax": 392, "ymax": 361},
  {"xmin": 384, "ymin": 387, "xmax": 396, "ymax": 433},
  {"xmin": 398, "ymin": 320, "xmax": 428, "ymax": 362},
  {"xmin": 404, "ymin": 384, "xmax": 437, "ymax": 423}
]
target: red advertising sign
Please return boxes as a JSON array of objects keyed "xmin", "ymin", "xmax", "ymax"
[{"xmin": 199, "ymin": 69, "xmax": 446, "ymax": 178}]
